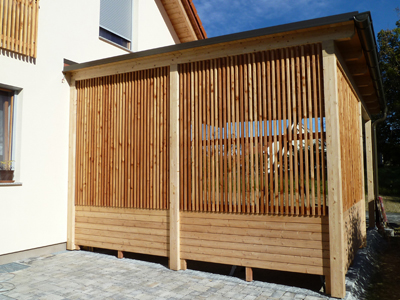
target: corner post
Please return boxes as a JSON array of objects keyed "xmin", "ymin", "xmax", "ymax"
[
  {"xmin": 365, "ymin": 119, "xmax": 374, "ymax": 228},
  {"xmin": 359, "ymin": 102, "xmax": 367, "ymax": 245},
  {"xmin": 169, "ymin": 64, "xmax": 181, "ymax": 270},
  {"xmin": 322, "ymin": 40, "xmax": 346, "ymax": 298},
  {"xmin": 67, "ymin": 75, "xmax": 78, "ymax": 250}
]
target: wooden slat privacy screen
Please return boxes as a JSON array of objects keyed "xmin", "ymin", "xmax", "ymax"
[
  {"xmin": 337, "ymin": 65, "xmax": 363, "ymax": 212},
  {"xmin": 75, "ymin": 68, "xmax": 170, "ymax": 209},
  {"xmin": 0, "ymin": 0, "xmax": 39, "ymax": 57},
  {"xmin": 179, "ymin": 44, "xmax": 327, "ymax": 216}
]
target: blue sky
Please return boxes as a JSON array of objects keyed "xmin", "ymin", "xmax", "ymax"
[{"xmin": 192, "ymin": 0, "xmax": 399, "ymax": 39}]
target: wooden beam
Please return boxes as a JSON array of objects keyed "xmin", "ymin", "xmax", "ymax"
[
  {"xmin": 322, "ymin": 40, "xmax": 346, "ymax": 299},
  {"xmin": 69, "ymin": 23, "xmax": 355, "ymax": 81},
  {"xmin": 354, "ymin": 75, "xmax": 372, "ymax": 87},
  {"xmin": 341, "ymin": 48, "xmax": 363, "ymax": 61},
  {"xmin": 67, "ymin": 75, "xmax": 78, "ymax": 250},
  {"xmin": 117, "ymin": 251, "xmax": 124, "ymax": 259},
  {"xmin": 359, "ymin": 85, "xmax": 375, "ymax": 96},
  {"xmin": 347, "ymin": 61, "xmax": 368, "ymax": 76},
  {"xmin": 358, "ymin": 102, "xmax": 367, "ymax": 246},
  {"xmin": 169, "ymin": 64, "xmax": 181, "ymax": 271},
  {"xmin": 365, "ymin": 119, "xmax": 375, "ymax": 228}
]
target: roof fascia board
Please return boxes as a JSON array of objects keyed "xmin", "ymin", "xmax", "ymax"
[{"xmin": 66, "ymin": 23, "xmax": 354, "ymax": 81}]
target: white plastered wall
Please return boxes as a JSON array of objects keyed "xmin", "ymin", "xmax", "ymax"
[
  {"xmin": 133, "ymin": 0, "xmax": 180, "ymax": 51},
  {"xmin": 0, "ymin": 0, "xmax": 178, "ymax": 256}
]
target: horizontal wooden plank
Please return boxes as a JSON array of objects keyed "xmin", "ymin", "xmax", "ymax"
[
  {"xmin": 181, "ymin": 224, "xmax": 329, "ymax": 241},
  {"xmin": 181, "ymin": 252, "xmax": 329, "ymax": 276},
  {"xmin": 181, "ymin": 244, "xmax": 329, "ymax": 267},
  {"xmin": 76, "ymin": 220, "xmax": 168, "ymax": 235},
  {"xmin": 181, "ymin": 211, "xmax": 329, "ymax": 224},
  {"xmin": 75, "ymin": 234, "xmax": 168, "ymax": 252},
  {"xmin": 181, "ymin": 237, "xmax": 329, "ymax": 258},
  {"xmin": 76, "ymin": 210, "xmax": 169, "ymax": 223},
  {"xmin": 76, "ymin": 216, "xmax": 168, "ymax": 230},
  {"xmin": 75, "ymin": 239, "xmax": 168, "ymax": 257},
  {"xmin": 75, "ymin": 228, "xmax": 169, "ymax": 244},
  {"xmin": 76, "ymin": 206, "xmax": 169, "ymax": 217},
  {"xmin": 181, "ymin": 231, "xmax": 329, "ymax": 249},
  {"xmin": 180, "ymin": 217, "xmax": 328, "ymax": 233}
]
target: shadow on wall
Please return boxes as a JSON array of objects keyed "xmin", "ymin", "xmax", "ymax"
[{"xmin": 1, "ymin": 48, "xmax": 36, "ymax": 64}]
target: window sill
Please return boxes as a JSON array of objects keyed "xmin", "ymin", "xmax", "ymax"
[
  {"xmin": 99, "ymin": 36, "xmax": 133, "ymax": 53},
  {"xmin": 0, "ymin": 182, "xmax": 22, "ymax": 187}
]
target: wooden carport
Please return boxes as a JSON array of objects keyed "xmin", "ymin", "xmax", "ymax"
[{"xmin": 64, "ymin": 12, "xmax": 385, "ymax": 298}]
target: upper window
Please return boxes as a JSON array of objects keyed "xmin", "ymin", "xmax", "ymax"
[
  {"xmin": 0, "ymin": 89, "xmax": 14, "ymax": 165},
  {"xmin": 99, "ymin": 0, "xmax": 133, "ymax": 49}
]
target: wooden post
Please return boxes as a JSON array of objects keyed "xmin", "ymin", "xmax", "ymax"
[
  {"xmin": 358, "ymin": 102, "xmax": 367, "ymax": 246},
  {"xmin": 322, "ymin": 41, "xmax": 346, "ymax": 298},
  {"xmin": 365, "ymin": 119, "xmax": 375, "ymax": 228},
  {"xmin": 245, "ymin": 267, "xmax": 253, "ymax": 282},
  {"xmin": 117, "ymin": 251, "xmax": 124, "ymax": 259},
  {"xmin": 67, "ymin": 75, "xmax": 78, "ymax": 250},
  {"xmin": 169, "ymin": 64, "xmax": 181, "ymax": 271}
]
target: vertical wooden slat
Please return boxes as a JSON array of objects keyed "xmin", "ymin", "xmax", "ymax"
[
  {"xmin": 0, "ymin": 0, "xmax": 4, "ymax": 46},
  {"xmin": 231, "ymin": 56, "xmax": 237, "ymax": 212},
  {"xmin": 240, "ymin": 55, "xmax": 246, "ymax": 213},
  {"xmin": 179, "ymin": 65, "xmax": 185, "ymax": 210},
  {"xmin": 199, "ymin": 61, "xmax": 204, "ymax": 211},
  {"xmin": 296, "ymin": 47, "xmax": 304, "ymax": 215},
  {"xmin": 218, "ymin": 59, "xmax": 223, "ymax": 212},
  {"xmin": 312, "ymin": 45, "xmax": 320, "ymax": 215},
  {"xmin": 190, "ymin": 63, "xmax": 195, "ymax": 211},
  {"xmin": 244, "ymin": 55, "xmax": 250, "ymax": 213},
  {"xmin": 223, "ymin": 58, "xmax": 228, "ymax": 212},
  {"xmin": 271, "ymin": 51, "xmax": 279, "ymax": 214},
  {"xmin": 227, "ymin": 57, "xmax": 232, "ymax": 212},
  {"xmin": 301, "ymin": 46, "xmax": 310, "ymax": 215},
  {"xmin": 276, "ymin": 51, "xmax": 283, "ymax": 214},
  {"xmin": 210, "ymin": 60, "xmax": 216, "ymax": 212},
  {"xmin": 281, "ymin": 49, "xmax": 288, "ymax": 214},
  {"xmin": 252, "ymin": 53, "xmax": 259, "ymax": 214},
  {"xmin": 267, "ymin": 51, "xmax": 273, "ymax": 214},
  {"xmin": 307, "ymin": 46, "xmax": 315, "ymax": 216},
  {"xmin": 235, "ymin": 56, "xmax": 241, "ymax": 213},
  {"xmin": 195, "ymin": 62, "xmax": 200, "ymax": 212},
  {"xmin": 256, "ymin": 53, "xmax": 263, "ymax": 214},
  {"xmin": 206, "ymin": 60, "xmax": 211, "ymax": 211},
  {"xmin": 317, "ymin": 44, "xmax": 326, "ymax": 215},
  {"xmin": 215, "ymin": 60, "xmax": 220, "ymax": 212},
  {"xmin": 286, "ymin": 48, "xmax": 294, "ymax": 214},
  {"xmin": 261, "ymin": 52, "xmax": 268, "ymax": 214},
  {"xmin": 165, "ymin": 68, "xmax": 170, "ymax": 209}
]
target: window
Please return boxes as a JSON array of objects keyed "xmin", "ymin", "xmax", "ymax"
[
  {"xmin": 0, "ymin": 89, "xmax": 14, "ymax": 164},
  {"xmin": 99, "ymin": 0, "xmax": 133, "ymax": 49}
]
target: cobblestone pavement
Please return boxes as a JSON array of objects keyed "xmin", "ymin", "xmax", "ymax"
[{"xmin": 0, "ymin": 250, "xmax": 333, "ymax": 300}]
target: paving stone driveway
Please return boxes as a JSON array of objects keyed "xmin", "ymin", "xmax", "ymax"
[{"xmin": 0, "ymin": 251, "xmax": 332, "ymax": 300}]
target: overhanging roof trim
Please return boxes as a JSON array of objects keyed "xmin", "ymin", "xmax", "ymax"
[{"xmin": 64, "ymin": 11, "xmax": 358, "ymax": 73}]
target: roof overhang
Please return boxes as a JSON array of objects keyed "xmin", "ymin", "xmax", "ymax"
[
  {"xmin": 161, "ymin": 0, "xmax": 207, "ymax": 42},
  {"xmin": 64, "ymin": 11, "xmax": 385, "ymax": 116}
]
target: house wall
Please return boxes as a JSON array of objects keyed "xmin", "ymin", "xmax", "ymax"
[
  {"xmin": 0, "ymin": 0, "xmax": 178, "ymax": 257},
  {"xmin": 134, "ymin": 0, "xmax": 180, "ymax": 51}
]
